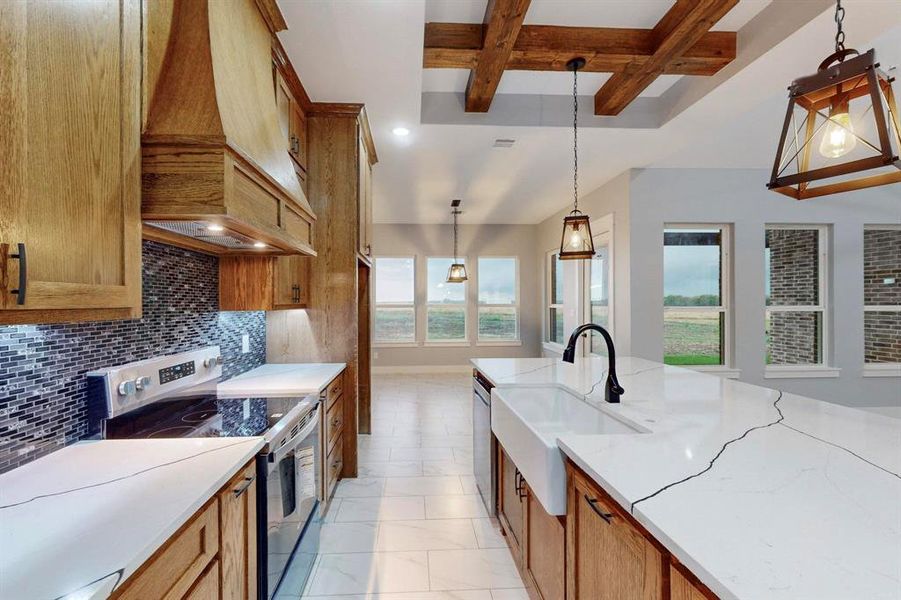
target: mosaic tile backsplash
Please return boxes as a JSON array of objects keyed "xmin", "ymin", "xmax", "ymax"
[{"xmin": 0, "ymin": 240, "xmax": 266, "ymax": 473}]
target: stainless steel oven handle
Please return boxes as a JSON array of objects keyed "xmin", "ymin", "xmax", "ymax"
[{"xmin": 270, "ymin": 405, "xmax": 320, "ymax": 464}]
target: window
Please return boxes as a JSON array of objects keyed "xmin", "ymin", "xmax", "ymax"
[
  {"xmin": 546, "ymin": 252, "xmax": 565, "ymax": 345},
  {"xmin": 478, "ymin": 257, "xmax": 519, "ymax": 341},
  {"xmin": 864, "ymin": 226, "xmax": 901, "ymax": 366},
  {"xmin": 663, "ymin": 226, "xmax": 731, "ymax": 367},
  {"xmin": 374, "ymin": 257, "xmax": 415, "ymax": 344},
  {"xmin": 426, "ymin": 257, "xmax": 466, "ymax": 342},
  {"xmin": 765, "ymin": 226, "xmax": 827, "ymax": 366}
]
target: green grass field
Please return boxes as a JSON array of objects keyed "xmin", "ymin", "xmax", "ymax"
[
  {"xmin": 663, "ymin": 311, "xmax": 722, "ymax": 366},
  {"xmin": 375, "ymin": 307, "xmax": 517, "ymax": 341}
]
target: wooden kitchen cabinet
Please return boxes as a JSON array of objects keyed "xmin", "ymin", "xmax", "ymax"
[
  {"xmin": 112, "ymin": 459, "xmax": 257, "ymax": 600},
  {"xmin": 671, "ymin": 563, "xmax": 716, "ymax": 600},
  {"xmin": 498, "ymin": 445, "xmax": 525, "ymax": 563},
  {"xmin": 524, "ymin": 483, "xmax": 566, "ymax": 600},
  {"xmin": 358, "ymin": 136, "xmax": 373, "ymax": 258},
  {"xmin": 219, "ymin": 255, "xmax": 310, "ymax": 311},
  {"xmin": 0, "ymin": 0, "xmax": 142, "ymax": 325},
  {"xmin": 219, "ymin": 463, "xmax": 258, "ymax": 600},
  {"xmin": 274, "ymin": 256, "xmax": 311, "ymax": 309},
  {"xmin": 567, "ymin": 465, "xmax": 664, "ymax": 600},
  {"xmin": 275, "ymin": 72, "xmax": 308, "ymax": 185}
]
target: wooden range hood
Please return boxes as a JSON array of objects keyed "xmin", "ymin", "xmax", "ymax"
[{"xmin": 141, "ymin": 0, "xmax": 315, "ymax": 256}]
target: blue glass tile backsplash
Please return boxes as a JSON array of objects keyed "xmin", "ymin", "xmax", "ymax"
[{"xmin": 0, "ymin": 240, "xmax": 266, "ymax": 473}]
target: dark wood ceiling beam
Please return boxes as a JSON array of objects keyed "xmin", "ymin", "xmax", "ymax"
[
  {"xmin": 464, "ymin": 0, "xmax": 532, "ymax": 113},
  {"xmin": 593, "ymin": 0, "xmax": 738, "ymax": 115},
  {"xmin": 424, "ymin": 23, "xmax": 736, "ymax": 76}
]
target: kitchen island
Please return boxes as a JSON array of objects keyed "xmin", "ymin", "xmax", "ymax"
[{"xmin": 472, "ymin": 357, "xmax": 901, "ymax": 600}]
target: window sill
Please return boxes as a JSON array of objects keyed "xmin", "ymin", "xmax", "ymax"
[
  {"xmin": 373, "ymin": 342, "xmax": 420, "ymax": 348},
  {"xmin": 862, "ymin": 364, "xmax": 901, "ymax": 378},
  {"xmin": 476, "ymin": 340, "xmax": 522, "ymax": 347},
  {"xmin": 542, "ymin": 342, "xmax": 565, "ymax": 355},
  {"xmin": 423, "ymin": 340, "xmax": 471, "ymax": 347},
  {"xmin": 764, "ymin": 366, "xmax": 841, "ymax": 379},
  {"xmin": 684, "ymin": 366, "xmax": 742, "ymax": 379}
]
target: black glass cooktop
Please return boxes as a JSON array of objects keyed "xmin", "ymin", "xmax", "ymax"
[{"xmin": 104, "ymin": 394, "xmax": 307, "ymax": 440}]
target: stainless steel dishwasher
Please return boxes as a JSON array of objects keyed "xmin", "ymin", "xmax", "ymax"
[{"xmin": 472, "ymin": 371, "xmax": 496, "ymax": 515}]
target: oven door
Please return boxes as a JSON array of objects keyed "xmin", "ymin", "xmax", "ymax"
[{"xmin": 266, "ymin": 404, "xmax": 321, "ymax": 598}]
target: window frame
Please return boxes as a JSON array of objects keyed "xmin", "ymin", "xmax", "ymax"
[
  {"xmin": 373, "ymin": 255, "xmax": 418, "ymax": 347},
  {"xmin": 545, "ymin": 249, "xmax": 566, "ymax": 349},
  {"xmin": 582, "ymin": 221, "xmax": 615, "ymax": 358},
  {"xmin": 764, "ymin": 224, "xmax": 837, "ymax": 378},
  {"xmin": 424, "ymin": 256, "xmax": 469, "ymax": 345},
  {"xmin": 476, "ymin": 256, "xmax": 521, "ymax": 345},
  {"xmin": 862, "ymin": 224, "xmax": 901, "ymax": 377},
  {"xmin": 662, "ymin": 223, "xmax": 734, "ymax": 372}
]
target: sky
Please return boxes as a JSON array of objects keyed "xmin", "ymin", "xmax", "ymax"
[{"xmin": 375, "ymin": 257, "xmax": 516, "ymax": 304}]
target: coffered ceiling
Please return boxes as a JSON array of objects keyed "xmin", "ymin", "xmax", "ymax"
[{"xmin": 277, "ymin": 0, "xmax": 901, "ymax": 225}]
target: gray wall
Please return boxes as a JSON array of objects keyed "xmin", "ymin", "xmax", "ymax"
[
  {"xmin": 627, "ymin": 167, "xmax": 901, "ymax": 407},
  {"xmin": 372, "ymin": 224, "xmax": 541, "ymax": 367}
]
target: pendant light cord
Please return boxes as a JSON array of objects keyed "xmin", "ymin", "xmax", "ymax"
[
  {"xmin": 452, "ymin": 207, "xmax": 459, "ymax": 262},
  {"xmin": 834, "ymin": 0, "xmax": 845, "ymax": 54},
  {"xmin": 572, "ymin": 65, "xmax": 579, "ymax": 213}
]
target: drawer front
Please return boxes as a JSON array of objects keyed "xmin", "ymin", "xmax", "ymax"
[
  {"xmin": 114, "ymin": 500, "xmax": 219, "ymax": 600},
  {"xmin": 325, "ymin": 436, "xmax": 343, "ymax": 500},
  {"xmin": 325, "ymin": 395, "xmax": 344, "ymax": 455},
  {"xmin": 326, "ymin": 374, "xmax": 343, "ymax": 408}
]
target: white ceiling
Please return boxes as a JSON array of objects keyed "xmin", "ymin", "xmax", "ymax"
[{"xmin": 277, "ymin": 0, "xmax": 901, "ymax": 225}]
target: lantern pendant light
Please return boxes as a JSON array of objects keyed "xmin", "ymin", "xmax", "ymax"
[
  {"xmin": 446, "ymin": 199, "xmax": 468, "ymax": 283},
  {"xmin": 559, "ymin": 57, "xmax": 595, "ymax": 260},
  {"xmin": 767, "ymin": 0, "xmax": 900, "ymax": 200}
]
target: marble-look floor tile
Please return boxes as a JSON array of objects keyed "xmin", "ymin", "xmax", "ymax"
[
  {"xmin": 489, "ymin": 589, "xmax": 530, "ymax": 600},
  {"xmin": 383, "ymin": 476, "xmax": 464, "ymax": 496},
  {"xmin": 390, "ymin": 447, "xmax": 454, "ymax": 462},
  {"xmin": 420, "ymin": 435, "xmax": 473, "ymax": 448},
  {"xmin": 300, "ymin": 592, "xmax": 492, "ymax": 600},
  {"xmin": 336, "ymin": 497, "xmax": 426, "ymax": 522},
  {"xmin": 306, "ymin": 552, "xmax": 430, "ymax": 595},
  {"xmin": 358, "ymin": 447, "xmax": 392, "ymax": 463},
  {"xmin": 452, "ymin": 447, "xmax": 473, "ymax": 464},
  {"xmin": 335, "ymin": 478, "xmax": 387, "ymax": 498},
  {"xmin": 359, "ymin": 435, "xmax": 422, "ymax": 449},
  {"xmin": 425, "ymin": 495, "xmax": 489, "ymax": 519},
  {"xmin": 319, "ymin": 522, "xmax": 379, "ymax": 553},
  {"xmin": 376, "ymin": 519, "xmax": 478, "ymax": 551},
  {"xmin": 471, "ymin": 518, "xmax": 506, "ymax": 549},
  {"xmin": 322, "ymin": 499, "xmax": 342, "ymax": 523},
  {"xmin": 422, "ymin": 461, "xmax": 474, "ymax": 476},
  {"xmin": 428, "ymin": 549, "xmax": 524, "ymax": 591},
  {"xmin": 460, "ymin": 475, "xmax": 478, "ymax": 494},
  {"xmin": 358, "ymin": 461, "xmax": 423, "ymax": 478}
]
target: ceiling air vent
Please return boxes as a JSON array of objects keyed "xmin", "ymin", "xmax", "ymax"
[{"xmin": 493, "ymin": 138, "xmax": 515, "ymax": 148}]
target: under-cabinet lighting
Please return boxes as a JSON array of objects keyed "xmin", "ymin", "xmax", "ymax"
[
  {"xmin": 253, "ymin": 242, "xmax": 266, "ymax": 248},
  {"xmin": 207, "ymin": 224, "xmax": 225, "ymax": 232}
]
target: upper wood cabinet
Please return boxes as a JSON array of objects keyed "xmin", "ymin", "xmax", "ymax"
[
  {"xmin": 567, "ymin": 465, "xmax": 664, "ymax": 600},
  {"xmin": 0, "ymin": 0, "xmax": 142, "ymax": 325},
  {"xmin": 358, "ymin": 137, "xmax": 373, "ymax": 258},
  {"xmin": 275, "ymin": 73, "xmax": 308, "ymax": 185},
  {"xmin": 141, "ymin": 0, "xmax": 315, "ymax": 257},
  {"xmin": 219, "ymin": 255, "xmax": 309, "ymax": 311}
]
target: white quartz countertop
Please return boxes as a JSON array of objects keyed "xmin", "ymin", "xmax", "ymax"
[
  {"xmin": 472, "ymin": 357, "xmax": 901, "ymax": 600},
  {"xmin": 216, "ymin": 362, "xmax": 346, "ymax": 398},
  {"xmin": 0, "ymin": 437, "xmax": 264, "ymax": 600}
]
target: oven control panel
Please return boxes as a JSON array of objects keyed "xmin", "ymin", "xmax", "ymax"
[{"xmin": 159, "ymin": 360, "xmax": 196, "ymax": 385}]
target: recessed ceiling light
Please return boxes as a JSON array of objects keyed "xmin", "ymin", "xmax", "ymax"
[
  {"xmin": 392, "ymin": 127, "xmax": 410, "ymax": 137},
  {"xmin": 253, "ymin": 242, "xmax": 266, "ymax": 248},
  {"xmin": 207, "ymin": 224, "xmax": 224, "ymax": 232}
]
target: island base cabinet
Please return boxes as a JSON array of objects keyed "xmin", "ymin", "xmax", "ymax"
[
  {"xmin": 524, "ymin": 486, "xmax": 566, "ymax": 600},
  {"xmin": 185, "ymin": 560, "xmax": 221, "ymax": 600},
  {"xmin": 497, "ymin": 445, "xmax": 525, "ymax": 562},
  {"xmin": 567, "ymin": 466, "xmax": 664, "ymax": 600},
  {"xmin": 219, "ymin": 462, "xmax": 258, "ymax": 600}
]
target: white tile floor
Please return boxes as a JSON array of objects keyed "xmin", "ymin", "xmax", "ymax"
[{"xmin": 275, "ymin": 373, "xmax": 527, "ymax": 600}]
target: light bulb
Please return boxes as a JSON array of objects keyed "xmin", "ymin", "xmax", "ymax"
[
  {"xmin": 818, "ymin": 109, "xmax": 856, "ymax": 159},
  {"xmin": 569, "ymin": 229, "xmax": 583, "ymax": 248}
]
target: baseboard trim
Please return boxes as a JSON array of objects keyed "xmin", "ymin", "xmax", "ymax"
[{"xmin": 372, "ymin": 365, "xmax": 473, "ymax": 374}]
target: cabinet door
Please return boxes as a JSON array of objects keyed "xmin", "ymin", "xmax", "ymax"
[
  {"xmin": 0, "ymin": 0, "xmax": 141, "ymax": 321},
  {"xmin": 219, "ymin": 462, "xmax": 258, "ymax": 600},
  {"xmin": 671, "ymin": 564, "xmax": 711, "ymax": 600},
  {"xmin": 290, "ymin": 101, "xmax": 307, "ymax": 174},
  {"xmin": 525, "ymin": 485, "xmax": 565, "ymax": 600},
  {"xmin": 568, "ymin": 469, "xmax": 662, "ymax": 600},
  {"xmin": 357, "ymin": 137, "xmax": 372, "ymax": 257},
  {"xmin": 273, "ymin": 255, "xmax": 309, "ymax": 309},
  {"xmin": 184, "ymin": 560, "xmax": 220, "ymax": 600},
  {"xmin": 498, "ymin": 446, "xmax": 524, "ymax": 561}
]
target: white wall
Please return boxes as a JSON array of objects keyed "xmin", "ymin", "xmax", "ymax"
[
  {"xmin": 372, "ymin": 223, "xmax": 541, "ymax": 368},
  {"xmin": 627, "ymin": 167, "xmax": 901, "ymax": 408}
]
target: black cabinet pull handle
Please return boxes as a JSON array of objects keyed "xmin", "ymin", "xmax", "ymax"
[
  {"xmin": 9, "ymin": 243, "xmax": 26, "ymax": 305},
  {"xmin": 584, "ymin": 495, "xmax": 613, "ymax": 523},
  {"xmin": 233, "ymin": 475, "xmax": 255, "ymax": 497}
]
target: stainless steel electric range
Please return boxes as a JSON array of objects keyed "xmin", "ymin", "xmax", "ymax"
[{"xmin": 86, "ymin": 346, "xmax": 321, "ymax": 599}]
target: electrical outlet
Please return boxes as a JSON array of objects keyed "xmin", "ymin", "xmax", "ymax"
[{"xmin": 242, "ymin": 334, "xmax": 250, "ymax": 354}]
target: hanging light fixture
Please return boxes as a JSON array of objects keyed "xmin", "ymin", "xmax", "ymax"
[
  {"xmin": 559, "ymin": 57, "xmax": 595, "ymax": 260},
  {"xmin": 446, "ymin": 199, "xmax": 468, "ymax": 283},
  {"xmin": 767, "ymin": 0, "xmax": 900, "ymax": 199}
]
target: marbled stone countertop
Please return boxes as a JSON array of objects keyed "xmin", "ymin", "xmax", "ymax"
[
  {"xmin": 216, "ymin": 362, "xmax": 346, "ymax": 398},
  {"xmin": 472, "ymin": 357, "xmax": 901, "ymax": 600},
  {"xmin": 0, "ymin": 437, "xmax": 264, "ymax": 600}
]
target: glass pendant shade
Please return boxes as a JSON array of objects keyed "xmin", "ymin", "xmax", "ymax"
[
  {"xmin": 768, "ymin": 48, "xmax": 901, "ymax": 200},
  {"xmin": 558, "ymin": 210, "xmax": 594, "ymax": 260},
  {"xmin": 446, "ymin": 263, "xmax": 468, "ymax": 283}
]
